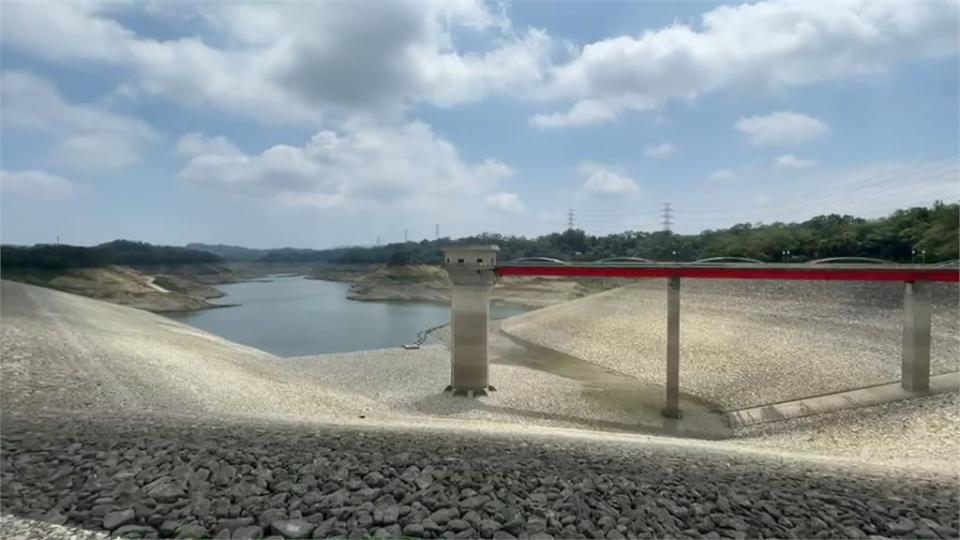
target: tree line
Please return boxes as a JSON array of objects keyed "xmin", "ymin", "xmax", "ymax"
[
  {"xmin": 2, "ymin": 203, "xmax": 956, "ymax": 271},
  {"xmin": 260, "ymin": 202, "xmax": 959, "ymax": 265},
  {"xmin": 1, "ymin": 240, "xmax": 221, "ymax": 271}
]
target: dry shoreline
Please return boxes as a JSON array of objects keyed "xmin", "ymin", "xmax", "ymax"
[{"xmin": 3, "ymin": 263, "xmax": 612, "ymax": 313}]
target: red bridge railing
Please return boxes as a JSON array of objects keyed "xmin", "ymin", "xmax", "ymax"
[{"xmin": 496, "ymin": 261, "xmax": 959, "ymax": 282}]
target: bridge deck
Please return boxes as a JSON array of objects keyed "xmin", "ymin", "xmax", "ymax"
[{"xmin": 496, "ymin": 262, "xmax": 959, "ymax": 282}]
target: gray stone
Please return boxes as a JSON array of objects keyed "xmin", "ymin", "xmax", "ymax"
[
  {"xmin": 259, "ymin": 509, "xmax": 286, "ymax": 527},
  {"xmin": 222, "ymin": 517, "xmax": 256, "ymax": 530},
  {"xmin": 842, "ymin": 526, "xmax": 867, "ymax": 539},
  {"xmin": 233, "ymin": 526, "xmax": 265, "ymax": 539},
  {"xmin": 212, "ymin": 464, "xmax": 238, "ymax": 486},
  {"xmin": 364, "ymin": 471, "xmax": 386, "ymax": 487},
  {"xmin": 103, "ymin": 509, "xmax": 136, "ymax": 530},
  {"xmin": 886, "ymin": 518, "xmax": 916, "ymax": 536},
  {"xmin": 447, "ymin": 519, "xmax": 471, "ymax": 532},
  {"xmin": 149, "ymin": 484, "xmax": 186, "ymax": 503},
  {"xmin": 480, "ymin": 519, "xmax": 501, "ymax": 537},
  {"xmin": 192, "ymin": 497, "xmax": 212, "ymax": 518},
  {"xmin": 527, "ymin": 517, "xmax": 547, "ymax": 533},
  {"xmin": 113, "ymin": 524, "xmax": 158, "ymax": 537},
  {"xmin": 42, "ymin": 511, "xmax": 67, "ymax": 525},
  {"xmin": 415, "ymin": 473, "xmax": 434, "ymax": 489},
  {"xmin": 461, "ymin": 495, "xmax": 490, "ymax": 509},
  {"xmin": 159, "ymin": 520, "xmax": 181, "ymax": 536},
  {"xmin": 270, "ymin": 520, "xmax": 314, "ymax": 539},
  {"xmin": 492, "ymin": 532, "xmax": 517, "ymax": 540},
  {"xmin": 373, "ymin": 504, "xmax": 399, "ymax": 525},
  {"xmin": 403, "ymin": 523, "xmax": 426, "ymax": 537},
  {"xmin": 431, "ymin": 508, "xmax": 459, "ymax": 525},
  {"xmin": 176, "ymin": 524, "xmax": 209, "ymax": 538}
]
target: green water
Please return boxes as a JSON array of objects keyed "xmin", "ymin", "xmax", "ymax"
[{"xmin": 168, "ymin": 276, "xmax": 525, "ymax": 357}]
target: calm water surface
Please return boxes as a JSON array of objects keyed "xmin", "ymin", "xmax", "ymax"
[{"xmin": 168, "ymin": 276, "xmax": 525, "ymax": 357}]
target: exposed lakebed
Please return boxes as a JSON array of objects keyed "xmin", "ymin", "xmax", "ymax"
[{"xmin": 168, "ymin": 275, "xmax": 525, "ymax": 357}]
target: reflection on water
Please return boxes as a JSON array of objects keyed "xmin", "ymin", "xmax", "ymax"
[{"xmin": 168, "ymin": 276, "xmax": 525, "ymax": 357}]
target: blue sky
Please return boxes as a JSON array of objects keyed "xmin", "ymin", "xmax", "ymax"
[{"xmin": 1, "ymin": 1, "xmax": 958, "ymax": 248}]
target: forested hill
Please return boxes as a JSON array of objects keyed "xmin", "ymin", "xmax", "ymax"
[
  {"xmin": 1, "ymin": 240, "xmax": 221, "ymax": 270},
  {"xmin": 258, "ymin": 202, "xmax": 960, "ymax": 265}
]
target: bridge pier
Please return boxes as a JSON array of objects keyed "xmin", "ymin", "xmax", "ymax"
[
  {"xmin": 443, "ymin": 246, "xmax": 500, "ymax": 395},
  {"xmin": 663, "ymin": 276, "xmax": 682, "ymax": 418},
  {"xmin": 902, "ymin": 280, "xmax": 932, "ymax": 392}
]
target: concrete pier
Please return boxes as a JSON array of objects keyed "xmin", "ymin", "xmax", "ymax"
[
  {"xmin": 664, "ymin": 276, "xmax": 681, "ymax": 418},
  {"xmin": 443, "ymin": 245, "xmax": 499, "ymax": 395},
  {"xmin": 902, "ymin": 280, "xmax": 932, "ymax": 392}
]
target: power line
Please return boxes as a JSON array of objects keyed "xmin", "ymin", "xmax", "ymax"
[{"xmin": 661, "ymin": 202, "xmax": 673, "ymax": 232}]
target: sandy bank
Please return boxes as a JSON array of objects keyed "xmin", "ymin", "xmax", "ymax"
[
  {"xmin": 502, "ymin": 279, "xmax": 960, "ymax": 411},
  {"xmin": 2, "ymin": 266, "xmax": 228, "ymax": 313},
  {"xmin": 346, "ymin": 264, "xmax": 623, "ymax": 308}
]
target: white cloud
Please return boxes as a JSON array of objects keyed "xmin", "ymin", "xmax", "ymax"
[
  {"xmin": 175, "ymin": 133, "xmax": 241, "ymax": 157},
  {"xmin": 5, "ymin": 2, "xmax": 956, "ymax": 129},
  {"xmin": 530, "ymin": 100, "xmax": 616, "ymax": 128},
  {"xmin": 579, "ymin": 162, "xmax": 640, "ymax": 195},
  {"xmin": 0, "ymin": 170, "xmax": 77, "ymax": 200},
  {"xmin": 644, "ymin": 142, "xmax": 677, "ymax": 158},
  {"xmin": 0, "ymin": 3, "xmax": 132, "ymax": 63},
  {"xmin": 775, "ymin": 153, "xmax": 819, "ymax": 169},
  {"xmin": 0, "ymin": 2, "xmax": 552, "ymax": 125},
  {"xmin": 176, "ymin": 121, "xmax": 514, "ymax": 209},
  {"xmin": 735, "ymin": 112, "xmax": 827, "ymax": 146},
  {"xmin": 1, "ymin": 71, "xmax": 158, "ymax": 172},
  {"xmin": 485, "ymin": 192, "xmax": 525, "ymax": 213},
  {"xmin": 708, "ymin": 169, "xmax": 739, "ymax": 182},
  {"xmin": 533, "ymin": 1, "xmax": 959, "ymax": 127}
]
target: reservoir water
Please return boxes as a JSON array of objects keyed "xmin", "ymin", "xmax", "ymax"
[{"xmin": 168, "ymin": 275, "xmax": 526, "ymax": 357}]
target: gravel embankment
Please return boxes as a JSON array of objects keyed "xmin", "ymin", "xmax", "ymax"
[
  {"xmin": 503, "ymin": 280, "xmax": 959, "ymax": 411},
  {"xmin": 0, "ymin": 280, "xmax": 382, "ymax": 423},
  {"xmin": 285, "ymin": 342, "xmax": 729, "ymax": 439},
  {"xmin": 3, "ymin": 413, "xmax": 958, "ymax": 540},
  {"xmin": 4, "ymin": 279, "xmax": 959, "ymax": 539},
  {"xmin": 734, "ymin": 391, "xmax": 960, "ymax": 473}
]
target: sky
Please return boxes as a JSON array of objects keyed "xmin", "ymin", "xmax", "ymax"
[{"xmin": 1, "ymin": 0, "xmax": 958, "ymax": 249}]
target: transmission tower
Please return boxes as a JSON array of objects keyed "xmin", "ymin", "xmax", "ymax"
[
  {"xmin": 404, "ymin": 229, "xmax": 408, "ymax": 242},
  {"xmin": 435, "ymin": 223, "xmax": 439, "ymax": 240},
  {"xmin": 661, "ymin": 203, "xmax": 674, "ymax": 232},
  {"xmin": 566, "ymin": 209, "xmax": 575, "ymax": 230}
]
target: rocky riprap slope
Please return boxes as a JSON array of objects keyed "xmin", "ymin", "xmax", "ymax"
[{"xmin": 2, "ymin": 414, "xmax": 957, "ymax": 540}]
